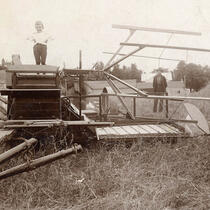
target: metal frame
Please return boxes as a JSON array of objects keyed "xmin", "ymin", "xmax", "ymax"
[{"xmin": 101, "ymin": 24, "xmax": 204, "ymax": 120}]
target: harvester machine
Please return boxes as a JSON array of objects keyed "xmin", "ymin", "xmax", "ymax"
[{"xmin": 1, "ymin": 24, "xmax": 210, "ymax": 180}]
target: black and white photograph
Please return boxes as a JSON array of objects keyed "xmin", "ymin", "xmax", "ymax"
[{"xmin": 0, "ymin": 0, "xmax": 210, "ymax": 209}]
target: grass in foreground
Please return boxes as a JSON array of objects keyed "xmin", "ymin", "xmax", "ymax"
[{"xmin": 0, "ymin": 136, "xmax": 209, "ymax": 210}]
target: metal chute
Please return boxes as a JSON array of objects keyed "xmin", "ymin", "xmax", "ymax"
[{"xmin": 184, "ymin": 103, "xmax": 209, "ymax": 135}]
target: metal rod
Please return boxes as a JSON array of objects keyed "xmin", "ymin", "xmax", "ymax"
[
  {"xmin": 120, "ymin": 43, "xmax": 210, "ymax": 53},
  {"xmin": 133, "ymin": 97, "xmax": 136, "ymax": 117},
  {"xmin": 113, "ymin": 24, "xmax": 201, "ymax": 36},
  {"xmin": 0, "ymin": 138, "xmax": 37, "ymax": 164},
  {"xmin": 79, "ymin": 50, "xmax": 82, "ymax": 119},
  {"xmin": 103, "ymin": 52, "xmax": 182, "ymax": 62},
  {"xmin": 99, "ymin": 95, "xmax": 102, "ymax": 121},
  {"xmin": 104, "ymin": 47, "xmax": 145, "ymax": 71},
  {"xmin": 63, "ymin": 69, "xmax": 103, "ymax": 74},
  {"xmin": 0, "ymin": 145, "xmax": 82, "ymax": 180},
  {"xmin": 104, "ymin": 72, "xmax": 148, "ymax": 96},
  {"xmin": 104, "ymin": 29, "xmax": 135, "ymax": 69},
  {"xmin": 3, "ymin": 121, "xmax": 114, "ymax": 128},
  {"xmin": 64, "ymin": 94, "xmax": 102, "ymax": 98},
  {"xmin": 64, "ymin": 93, "xmax": 210, "ymax": 101},
  {"xmin": 165, "ymin": 92, "xmax": 169, "ymax": 118},
  {"xmin": 133, "ymin": 117, "xmax": 198, "ymax": 124},
  {"xmin": 105, "ymin": 77, "xmax": 135, "ymax": 119},
  {"xmin": 158, "ymin": 33, "xmax": 174, "ymax": 67},
  {"xmin": 79, "ymin": 50, "xmax": 82, "ymax": 69}
]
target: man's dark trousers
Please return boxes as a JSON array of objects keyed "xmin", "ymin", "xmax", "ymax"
[{"xmin": 153, "ymin": 92, "xmax": 165, "ymax": 112}]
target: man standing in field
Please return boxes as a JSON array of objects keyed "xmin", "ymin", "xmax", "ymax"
[{"xmin": 153, "ymin": 69, "xmax": 167, "ymax": 112}]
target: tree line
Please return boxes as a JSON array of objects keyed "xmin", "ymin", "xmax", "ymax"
[
  {"xmin": 89, "ymin": 60, "xmax": 210, "ymax": 92},
  {"xmin": 89, "ymin": 61, "xmax": 142, "ymax": 81},
  {"xmin": 173, "ymin": 61, "xmax": 210, "ymax": 92}
]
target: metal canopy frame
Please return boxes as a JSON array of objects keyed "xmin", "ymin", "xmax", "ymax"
[
  {"xmin": 105, "ymin": 24, "xmax": 202, "ymax": 68},
  {"xmin": 102, "ymin": 24, "xmax": 204, "ymax": 120}
]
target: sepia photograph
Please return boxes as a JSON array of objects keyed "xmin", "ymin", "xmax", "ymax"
[{"xmin": 0, "ymin": 0, "xmax": 210, "ymax": 209}]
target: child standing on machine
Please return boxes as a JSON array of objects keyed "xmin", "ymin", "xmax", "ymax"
[{"xmin": 28, "ymin": 21, "xmax": 53, "ymax": 65}]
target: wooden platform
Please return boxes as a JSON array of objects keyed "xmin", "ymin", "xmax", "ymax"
[
  {"xmin": 1, "ymin": 120, "xmax": 113, "ymax": 128},
  {"xmin": 6, "ymin": 65, "xmax": 59, "ymax": 73},
  {"xmin": 96, "ymin": 123, "xmax": 185, "ymax": 140}
]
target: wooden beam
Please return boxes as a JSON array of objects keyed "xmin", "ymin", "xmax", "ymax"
[
  {"xmin": 101, "ymin": 93, "xmax": 210, "ymax": 101},
  {"xmin": 63, "ymin": 69, "xmax": 103, "ymax": 75},
  {"xmin": 0, "ymin": 144, "xmax": 82, "ymax": 180},
  {"xmin": 0, "ymin": 89, "xmax": 60, "ymax": 92},
  {"xmin": 134, "ymin": 116, "xmax": 198, "ymax": 124},
  {"xmin": 120, "ymin": 43, "xmax": 210, "ymax": 53},
  {"xmin": 103, "ymin": 52, "xmax": 183, "ymax": 62},
  {"xmin": 104, "ymin": 47, "xmax": 145, "ymax": 71},
  {"xmin": 2, "ymin": 120, "xmax": 114, "ymax": 128},
  {"xmin": 104, "ymin": 72, "xmax": 148, "ymax": 96},
  {"xmin": 0, "ymin": 89, "xmax": 60, "ymax": 95},
  {"xmin": 106, "ymin": 77, "xmax": 135, "ymax": 120},
  {"xmin": 0, "ymin": 138, "xmax": 37, "ymax": 164},
  {"xmin": 113, "ymin": 24, "xmax": 201, "ymax": 36}
]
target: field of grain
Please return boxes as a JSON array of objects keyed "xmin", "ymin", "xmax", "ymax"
[{"xmin": 0, "ymin": 83, "xmax": 210, "ymax": 210}]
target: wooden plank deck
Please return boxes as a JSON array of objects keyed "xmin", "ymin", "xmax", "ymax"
[{"xmin": 96, "ymin": 123, "xmax": 184, "ymax": 140}]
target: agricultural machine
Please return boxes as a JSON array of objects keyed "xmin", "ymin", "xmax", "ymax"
[{"xmin": 0, "ymin": 24, "xmax": 210, "ymax": 180}]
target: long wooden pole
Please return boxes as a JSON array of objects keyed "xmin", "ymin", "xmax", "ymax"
[
  {"xmin": 101, "ymin": 93, "xmax": 210, "ymax": 101},
  {"xmin": 105, "ymin": 77, "xmax": 134, "ymax": 119},
  {"xmin": 0, "ymin": 144, "xmax": 82, "ymax": 180},
  {"xmin": 79, "ymin": 50, "xmax": 82, "ymax": 119},
  {"xmin": 120, "ymin": 43, "xmax": 210, "ymax": 53},
  {"xmin": 113, "ymin": 24, "xmax": 201, "ymax": 36},
  {"xmin": 0, "ymin": 138, "xmax": 37, "ymax": 164},
  {"xmin": 104, "ymin": 72, "xmax": 148, "ymax": 96},
  {"xmin": 103, "ymin": 47, "xmax": 145, "ymax": 71}
]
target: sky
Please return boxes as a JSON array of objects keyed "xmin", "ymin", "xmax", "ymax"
[{"xmin": 1, "ymin": 0, "xmax": 210, "ymax": 72}]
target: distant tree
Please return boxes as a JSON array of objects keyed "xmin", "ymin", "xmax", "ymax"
[
  {"xmin": 112, "ymin": 64, "xmax": 121, "ymax": 78},
  {"xmin": 203, "ymin": 65, "xmax": 210, "ymax": 81},
  {"xmin": 130, "ymin": 63, "xmax": 142, "ymax": 81},
  {"xmin": 184, "ymin": 63, "xmax": 208, "ymax": 92},
  {"xmin": 111, "ymin": 63, "xmax": 142, "ymax": 80},
  {"xmin": 90, "ymin": 62, "xmax": 142, "ymax": 81},
  {"xmin": 173, "ymin": 60, "xmax": 186, "ymax": 81},
  {"xmin": 94, "ymin": 61, "xmax": 104, "ymax": 71}
]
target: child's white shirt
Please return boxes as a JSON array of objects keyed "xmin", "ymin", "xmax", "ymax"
[{"xmin": 27, "ymin": 31, "xmax": 53, "ymax": 45}]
